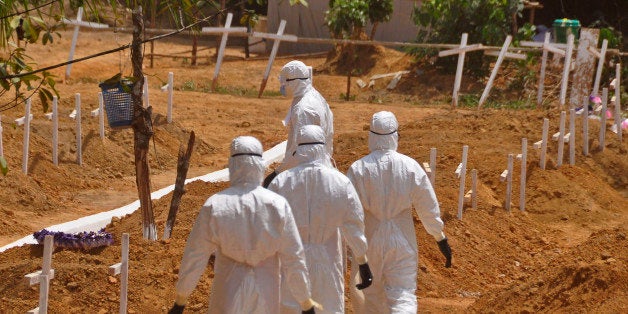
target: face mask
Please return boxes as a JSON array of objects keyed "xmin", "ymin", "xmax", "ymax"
[{"xmin": 280, "ymin": 84, "xmax": 287, "ymax": 96}]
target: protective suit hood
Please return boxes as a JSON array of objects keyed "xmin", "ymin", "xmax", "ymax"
[
  {"xmin": 280, "ymin": 60, "xmax": 312, "ymax": 98},
  {"xmin": 295, "ymin": 125, "xmax": 328, "ymax": 165},
  {"xmin": 229, "ymin": 136, "xmax": 265, "ymax": 187},
  {"xmin": 368, "ymin": 111, "xmax": 398, "ymax": 152}
]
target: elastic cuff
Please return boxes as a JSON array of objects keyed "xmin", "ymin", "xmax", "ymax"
[
  {"xmin": 299, "ymin": 298, "xmax": 322, "ymax": 311},
  {"xmin": 175, "ymin": 293, "xmax": 188, "ymax": 306},
  {"xmin": 435, "ymin": 232, "xmax": 447, "ymax": 242},
  {"xmin": 355, "ymin": 255, "xmax": 368, "ymax": 265}
]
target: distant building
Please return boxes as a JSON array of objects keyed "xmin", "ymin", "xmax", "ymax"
[{"xmin": 266, "ymin": 0, "xmax": 421, "ymax": 54}]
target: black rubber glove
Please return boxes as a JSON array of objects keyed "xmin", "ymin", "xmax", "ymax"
[
  {"xmin": 437, "ymin": 238, "xmax": 452, "ymax": 268},
  {"xmin": 302, "ymin": 307, "xmax": 315, "ymax": 314},
  {"xmin": 355, "ymin": 263, "xmax": 373, "ymax": 290},
  {"xmin": 262, "ymin": 170, "xmax": 278, "ymax": 188},
  {"xmin": 168, "ymin": 303, "xmax": 185, "ymax": 314}
]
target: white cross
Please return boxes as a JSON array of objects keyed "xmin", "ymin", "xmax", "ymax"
[
  {"xmin": 201, "ymin": 13, "xmax": 247, "ymax": 90},
  {"xmin": 255, "ymin": 19, "xmax": 298, "ymax": 97},
  {"xmin": 478, "ymin": 35, "xmax": 518, "ymax": 108},
  {"xmin": 521, "ymin": 36, "xmax": 569, "ymax": 107},
  {"xmin": 438, "ymin": 33, "xmax": 484, "ymax": 107},
  {"xmin": 63, "ymin": 7, "xmax": 109, "ymax": 80}
]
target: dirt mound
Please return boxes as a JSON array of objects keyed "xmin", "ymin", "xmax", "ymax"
[{"xmin": 0, "ymin": 29, "xmax": 626, "ymax": 313}]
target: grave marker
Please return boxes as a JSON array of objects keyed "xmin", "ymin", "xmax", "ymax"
[
  {"xmin": 457, "ymin": 145, "xmax": 468, "ymax": 220},
  {"xmin": 109, "ymin": 233, "xmax": 130, "ymax": 314},
  {"xmin": 256, "ymin": 20, "xmax": 298, "ymax": 97},
  {"xmin": 478, "ymin": 35, "xmax": 512, "ymax": 108},
  {"xmin": 201, "ymin": 13, "xmax": 247, "ymax": 90},
  {"xmin": 63, "ymin": 7, "xmax": 109, "ymax": 80},
  {"xmin": 438, "ymin": 33, "xmax": 484, "ymax": 107}
]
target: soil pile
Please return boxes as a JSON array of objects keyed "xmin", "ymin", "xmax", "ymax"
[{"xmin": 0, "ymin": 29, "xmax": 626, "ymax": 313}]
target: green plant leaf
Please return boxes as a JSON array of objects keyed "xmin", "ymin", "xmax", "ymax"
[{"xmin": 0, "ymin": 156, "xmax": 8, "ymax": 176}]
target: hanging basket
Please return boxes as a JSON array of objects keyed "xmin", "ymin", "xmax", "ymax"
[{"xmin": 99, "ymin": 81, "xmax": 133, "ymax": 129}]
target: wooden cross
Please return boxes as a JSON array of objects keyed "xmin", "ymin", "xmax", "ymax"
[
  {"xmin": 478, "ymin": 35, "xmax": 525, "ymax": 108},
  {"xmin": 62, "ymin": 7, "xmax": 109, "ymax": 80},
  {"xmin": 457, "ymin": 145, "xmax": 469, "ymax": 220},
  {"xmin": 201, "ymin": 13, "xmax": 247, "ymax": 90},
  {"xmin": 25, "ymin": 235, "xmax": 54, "ymax": 314},
  {"xmin": 438, "ymin": 33, "xmax": 484, "ymax": 107},
  {"xmin": 109, "ymin": 233, "xmax": 130, "ymax": 314},
  {"xmin": 256, "ymin": 20, "xmax": 298, "ymax": 98},
  {"xmin": 521, "ymin": 35, "xmax": 568, "ymax": 107},
  {"xmin": 588, "ymin": 39, "xmax": 609, "ymax": 97}
]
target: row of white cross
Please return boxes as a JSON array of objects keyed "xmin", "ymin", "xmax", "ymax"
[
  {"xmin": 64, "ymin": 9, "xmax": 294, "ymax": 97},
  {"xmin": 1, "ymin": 73, "xmax": 175, "ymax": 175},
  {"xmin": 24, "ymin": 234, "xmax": 130, "ymax": 314}
]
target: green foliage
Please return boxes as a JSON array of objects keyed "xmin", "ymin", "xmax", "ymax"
[
  {"xmin": 368, "ymin": 0, "xmax": 393, "ymax": 24},
  {"xmin": 0, "ymin": 156, "xmax": 7, "ymax": 176},
  {"xmin": 411, "ymin": 0, "xmax": 522, "ymax": 76},
  {"xmin": 325, "ymin": 0, "xmax": 369, "ymax": 39},
  {"xmin": 598, "ymin": 27, "xmax": 622, "ymax": 49}
]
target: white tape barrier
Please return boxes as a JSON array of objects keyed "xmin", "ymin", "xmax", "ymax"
[{"xmin": 0, "ymin": 141, "xmax": 287, "ymax": 253}]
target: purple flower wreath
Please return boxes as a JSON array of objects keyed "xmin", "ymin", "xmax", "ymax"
[{"xmin": 33, "ymin": 228, "xmax": 114, "ymax": 249}]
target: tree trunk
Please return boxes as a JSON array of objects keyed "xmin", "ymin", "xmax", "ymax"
[
  {"xmin": 131, "ymin": 6, "xmax": 157, "ymax": 241},
  {"xmin": 163, "ymin": 131, "xmax": 195, "ymax": 240},
  {"xmin": 191, "ymin": 34, "xmax": 198, "ymax": 66}
]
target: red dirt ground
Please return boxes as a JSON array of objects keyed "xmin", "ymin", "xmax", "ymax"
[{"xmin": 0, "ymin": 28, "xmax": 626, "ymax": 313}]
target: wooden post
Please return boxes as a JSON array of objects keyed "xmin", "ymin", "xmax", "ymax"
[
  {"xmin": 478, "ymin": 35, "xmax": 512, "ymax": 108},
  {"xmin": 471, "ymin": 169, "xmax": 478, "ymax": 209},
  {"xmin": 98, "ymin": 92, "xmax": 105, "ymax": 139},
  {"xmin": 49, "ymin": 97, "xmax": 58, "ymax": 166},
  {"xmin": 131, "ymin": 6, "xmax": 157, "ymax": 241},
  {"xmin": 537, "ymin": 32, "xmax": 551, "ymax": 107},
  {"xmin": 164, "ymin": 132, "xmax": 195, "ymax": 240},
  {"xmin": 540, "ymin": 118, "xmax": 549, "ymax": 169},
  {"xmin": 457, "ymin": 145, "xmax": 468, "ymax": 220},
  {"xmin": 429, "ymin": 147, "xmax": 436, "ymax": 186},
  {"xmin": 452, "ymin": 33, "xmax": 467, "ymax": 107},
  {"xmin": 143, "ymin": 75, "xmax": 149, "ymax": 108},
  {"xmin": 505, "ymin": 154, "xmax": 513, "ymax": 211},
  {"xmin": 256, "ymin": 20, "xmax": 298, "ymax": 97},
  {"xmin": 521, "ymin": 38, "xmax": 566, "ymax": 107},
  {"xmin": 615, "ymin": 63, "xmax": 622, "ymax": 142},
  {"xmin": 520, "ymin": 138, "xmax": 527, "ymax": 211},
  {"xmin": 569, "ymin": 108, "xmax": 576, "ymax": 165},
  {"xmin": 109, "ymin": 233, "xmax": 130, "ymax": 314},
  {"xmin": 65, "ymin": 7, "xmax": 83, "ymax": 80},
  {"xmin": 591, "ymin": 39, "xmax": 608, "ymax": 96},
  {"xmin": 557, "ymin": 111, "xmax": 566, "ymax": 167},
  {"xmin": 26, "ymin": 235, "xmax": 54, "ymax": 314},
  {"xmin": 582, "ymin": 96, "xmax": 589, "ymax": 156},
  {"xmin": 167, "ymin": 72, "xmax": 174, "ymax": 123},
  {"xmin": 63, "ymin": 7, "xmax": 108, "ymax": 80},
  {"xmin": 75, "ymin": 93, "xmax": 82, "ymax": 166},
  {"xmin": 559, "ymin": 34, "xmax": 575, "ymax": 108},
  {"xmin": 0, "ymin": 114, "xmax": 3, "ymax": 158},
  {"xmin": 22, "ymin": 98, "xmax": 31, "ymax": 174},
  {"xmin": 599, "ymin": 88, "xmax": 608, "ymax": 150},
  {"xmin": 201, "ymin": 13, "xmax": 247, "ymax": 90}
]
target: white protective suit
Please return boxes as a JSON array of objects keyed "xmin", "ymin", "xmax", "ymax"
[
  {"xmin": 277, "ymin": 60, "xmax": 334, "ymax": 172},
  {"xmin": 347, "ymin": 111, "xmax": 447, "ymax": 314},
  {"xmin": 174, "ymin": 136, "xmax": 316, "ymax": 313},
  {"xmin": 268, "ymin": 125, "xmax": 369, "ymax": 314}
]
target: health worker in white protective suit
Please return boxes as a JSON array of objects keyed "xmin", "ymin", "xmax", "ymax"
[
  {"xmin": 268, "ymin": 125, "xmax": 373, "ymax": 314},
  {"xmin": 346, "ymin": 111, "xmax": 452, "ymax": 314},
  {"xmin": 263, "ymin": 60, "xmax": 334, "ymax": 188},
  {"xmin": 168, "ymin": 136, "xmax": 320, "ymax": 314}
]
